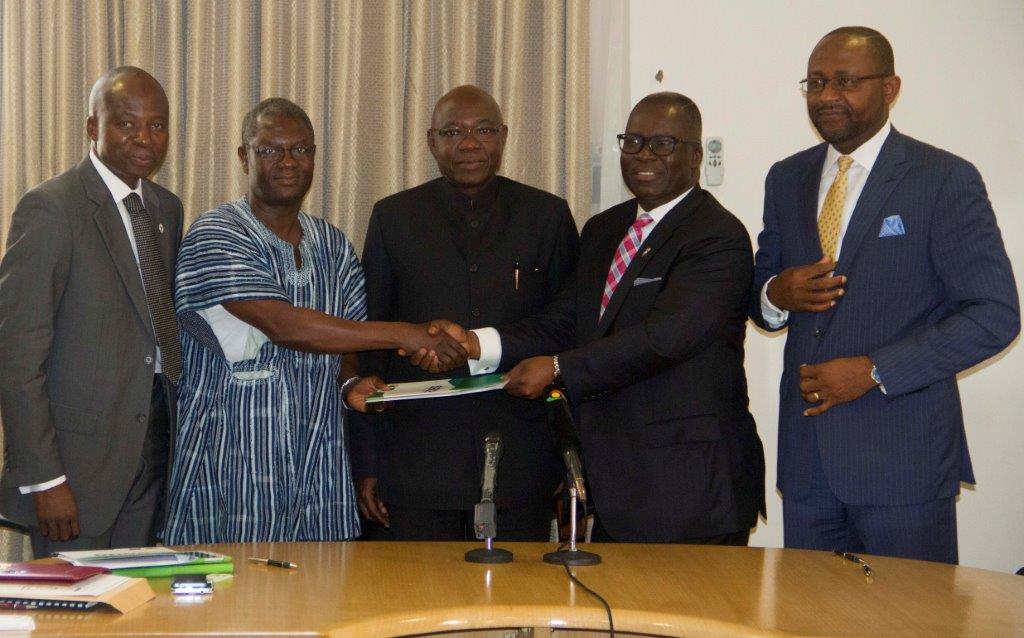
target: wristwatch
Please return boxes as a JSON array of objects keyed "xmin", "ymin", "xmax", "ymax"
[
  {"xmin": 340, "ymin": 375, "xmax": 362, "ymax": 411},
  {"xmin": 869, "ymin": 365, "xmax": 881, "ymax": 385},
  {"xmin": 552, "ymin": 355, "xmax": 562, "ymax": 382}
]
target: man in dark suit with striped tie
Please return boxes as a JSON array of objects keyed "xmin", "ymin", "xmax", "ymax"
[
  {"xmin": 489, "ymin": 92, "xmax": 766, "ymax": 544},
  {"xmin": 750, "ymin": 27, "xmax": 1019, "ymax": 563},
  {"xmin": 0, "ymin": 67, "xmax": 182, "ymax": 556}
]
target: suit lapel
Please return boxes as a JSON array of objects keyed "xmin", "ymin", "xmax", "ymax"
[
  {"xmin": 834, "ymin": 130, "xmax": 908, "ymax": 275},
  {"xmin": 141, "ymin": 180, "xmax": 175, "ymax": 270},
  {"xmin": 79, "ymin": 158, "xmax": 153, "ymax": 336},
  {"xmin": 814, "ymin": 130, "xmax": 909, "ymax": 339},
  {"xmin": 800, "ymin": 145, "xmax": 828, "ymax": 261},
  {"xmin": 595, "ymin": 190, "xmax": 700, "ymax": 336}
]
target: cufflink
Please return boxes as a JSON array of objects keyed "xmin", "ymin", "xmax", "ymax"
[{"xmin": 870, "ymin": 365, "xmax": 881, "ymax": 385}]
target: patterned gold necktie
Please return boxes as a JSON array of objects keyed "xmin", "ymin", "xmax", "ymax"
[{"xmin": 817, "ymin": 155, "xmax": 854, "ymax": 259}]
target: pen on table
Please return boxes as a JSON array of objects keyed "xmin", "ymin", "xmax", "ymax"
[
  {"xmin": 833, "ymin": 550, "xmax": 872, "ymax": 577},
  {"xmin": 513, "ymin": 262, "xmax": 520, "ymax": 290},
  {"xmin": 248, "ymin": 557, "xmax": 298, "ymax": 569}
]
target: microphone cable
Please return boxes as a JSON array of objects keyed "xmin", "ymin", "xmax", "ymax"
[{"xmin": 558, "ymin": 558, "xmax": 614, "ymax": 637}]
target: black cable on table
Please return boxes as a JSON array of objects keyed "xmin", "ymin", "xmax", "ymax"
[{"xmin": 561, "ymin": 562, "xmax": 614, "ymax": 637}]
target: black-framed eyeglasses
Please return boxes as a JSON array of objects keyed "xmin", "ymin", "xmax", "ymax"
[
  {"xmin": 251, "ymin": 144, "xmax": 316, "ymax": 162},
  {"xmin": 429, "ymin": 124, "xmax": 506, "ymax": 142},
  {"xmin": 800, "ymin": 74, "xmax": 890, "ymax": 95},
  {"xmin": 617, "ymin": 134, "xmax": 699, "ymax": 156}
]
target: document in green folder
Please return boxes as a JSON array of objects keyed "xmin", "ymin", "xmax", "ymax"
[{"xmin": 365, "ymin": 373, "xmax": 507, "ymax": 403}]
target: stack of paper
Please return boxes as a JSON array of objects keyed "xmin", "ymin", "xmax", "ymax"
[
  {"xmin": 57, "ymin": 547, "xmax": 234, "ymax": 578},
  {"xmin": 0, "ymin": 573, "xmax": 153, "ymax": 613}
]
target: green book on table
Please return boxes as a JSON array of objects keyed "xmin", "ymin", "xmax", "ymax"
[{"xmin": 111, "ymin": 556, "xmax": 234, "ymax": 578}]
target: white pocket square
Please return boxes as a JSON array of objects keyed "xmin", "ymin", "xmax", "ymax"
[{"xmin": 633, "ymin": 276, "xmax": 662, "ymax": 286}]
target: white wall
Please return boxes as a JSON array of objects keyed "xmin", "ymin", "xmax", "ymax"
[{"xmin": 595, "ymin": 0, "xmax": 1023, "ymax": 572}]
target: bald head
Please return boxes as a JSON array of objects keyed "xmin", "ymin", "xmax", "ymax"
[
  {"xmin": 88, "ymin": 66, "xmax": 167, "ymax": 117},
  {"xmin": 431, "ymin": 85, "xmax": 503, "ymax": 130},
  {"xmin": 427, "ymin": 85, "xmax": 508, "ymax": 197},
  {"xmin": 86, "ymin": 67, "xmax": 170, "ymax": 187},
  {"xmin": 817, "ymin": 26, "xmax": 894, "ymax": 75},
  {"xmin": 632, "ymin": 92, "xmax": 702, "ymax": 141}
]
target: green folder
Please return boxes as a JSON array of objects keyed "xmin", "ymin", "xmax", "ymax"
[{"xmin": 111, "ymin": 557, "xmax": 234, "ymax": 578}]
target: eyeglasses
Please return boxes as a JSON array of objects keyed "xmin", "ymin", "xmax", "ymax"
[
  {"xmin": 250, "ymin": 144, "xmax": 316, "ymax": 162},
  {"xmin": 617, "ymin": 134, "xmax": 699, "ymax": 156},
  {"xmin": 429, "ymin": 125, "xmax": 506, "ymax": 142},
  {"xmin": 800, "ymin": 74, "xmax": 890, "ymax": 95}
]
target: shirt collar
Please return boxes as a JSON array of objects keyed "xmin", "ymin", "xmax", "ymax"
[
  {"xmin": 636, "ymin": 186, "xmax": 694, "ymax": 223},
  {"xmin": 824, "ymin": 120, "xmax": 892, "ymax": 175},
  {"xmin": 441, "ymin": 176, "xmax": 500, "ymax": 212},
  {"xmin": 89, "ymin": 149, "xmax": 144, "ymax": 205}
]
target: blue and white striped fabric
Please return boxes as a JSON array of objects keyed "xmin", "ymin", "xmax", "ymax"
[{"xmin": 162, "ymin": 197, "xmax": 365, "ymax": 543}]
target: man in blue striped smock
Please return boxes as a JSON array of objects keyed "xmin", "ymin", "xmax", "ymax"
[{"xmin": 162, "ymin": 98, "xmax": 466, "ymax": 543}]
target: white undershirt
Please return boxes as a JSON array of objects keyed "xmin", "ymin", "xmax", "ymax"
[{"xmin": 197, "ymin": 304, "xmax": 269, "ymax": 363}]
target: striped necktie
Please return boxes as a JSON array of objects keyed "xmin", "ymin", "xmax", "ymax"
[
  {"xmin": 123, "ymin": 193, "xmax": 181, "ymax": 384},
  {"xmin": 818, "ymin": 155, "xmax": 854, "ymax": 259},
  {"xmin": 599, "ymin": 212, "xmax": 654, "ymax": 321}
]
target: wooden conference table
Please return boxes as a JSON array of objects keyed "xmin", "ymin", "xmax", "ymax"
[{"xmin": 19, "ymin": 541, "xmax": 1024, "ymax": 636}]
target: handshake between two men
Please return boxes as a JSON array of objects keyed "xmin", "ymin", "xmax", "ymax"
[{"xmin": 344, "ymin": 319, "xmax": 549, "ymax": 412}]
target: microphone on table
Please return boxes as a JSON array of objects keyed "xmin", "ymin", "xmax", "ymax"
[
  {"xmin": 465, "ymin": 432, "xmax": 513, "ymax": 563},
  {"xmin": 545, "ymin": 387, "xmax": 587, "ymax": 503},
  {"xmin": 543, "ymin": 387, "xmax": 601, "ymax": 567}
]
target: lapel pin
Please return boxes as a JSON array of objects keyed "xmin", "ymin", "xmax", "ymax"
[
  {"xmin": 640, "ymin": 247, "xmax": 651, "ymax": 257},
  {"xmin": 158, "ymin": 223, "xmax": 165, "ymax": 233}
]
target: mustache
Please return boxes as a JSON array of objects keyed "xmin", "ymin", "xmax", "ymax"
[{"xmin": 813, "ymin": 105, "xmax": 850, "ymax": 117}]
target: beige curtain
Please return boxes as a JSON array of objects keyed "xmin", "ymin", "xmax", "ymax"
[
  {"xmin": 0, "ymin": 0, "xmax": 589, "ymax": 249},
  {"xmin": 0, "ymin": 0, "xmax": 588, "ymax": 557}
]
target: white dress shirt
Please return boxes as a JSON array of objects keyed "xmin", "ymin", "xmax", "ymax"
[
  {"xmin": 21, "ymin": 151, "xmax": 162, "ymax": 494},
  {"xmin": 760, "ymin": 122, "xmax": 893, "ymax": 328},
  {"xmin": 471, "ymin": 187, "xmax": 694, "ymax": 374}
]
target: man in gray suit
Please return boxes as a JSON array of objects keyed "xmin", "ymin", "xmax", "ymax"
[{"xmin": 0, "ymin": 67, "xmax": 182, "ymax": 557}]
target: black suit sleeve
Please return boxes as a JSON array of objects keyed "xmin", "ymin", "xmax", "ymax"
[{"xmin": 560, "ymin": 226, "xmax": 753, "ymax": 401}]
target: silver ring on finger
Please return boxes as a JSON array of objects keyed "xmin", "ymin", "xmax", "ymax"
[{"xmin": 812, "ymin": 391, "xmax": 820, "ymax": 402}]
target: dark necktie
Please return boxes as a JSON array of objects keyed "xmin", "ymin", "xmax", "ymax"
[{"xmin": 122, "ymin": 192, "xmax": 181, "ymax": 384}]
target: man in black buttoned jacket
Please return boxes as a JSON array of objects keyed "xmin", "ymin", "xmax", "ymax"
[
  {"xmin": 495, "ymin": 93, "xmax": 765, "ymax": 544},
  {"xmin": 349, "ymin": 86, "xmax": 579, "ymax": 540}
]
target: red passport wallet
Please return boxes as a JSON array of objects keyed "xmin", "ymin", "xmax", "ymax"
[{"xmin": 0, "ymin": 562, "xmax": 108, "ymax": 583}]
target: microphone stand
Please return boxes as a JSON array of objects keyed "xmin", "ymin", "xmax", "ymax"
[
  {"xmin": 466, "ymin": 433, "xmax": 513, "ymax": 564},
  {"xmin": 543, "ymin": 388, "xmax": 601, "ymax": 566},
  {"xmin": 464, "ymin": 500, "xmax": 513, "ymax": 563},
  {"xmin": 543, "ymin": 484, "xmax": 601, "ymax": 566}
]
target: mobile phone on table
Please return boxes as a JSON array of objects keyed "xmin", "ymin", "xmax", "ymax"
[{"xmin": 171, "ymin": 574, "xmax": 213, "ymax": 595}]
